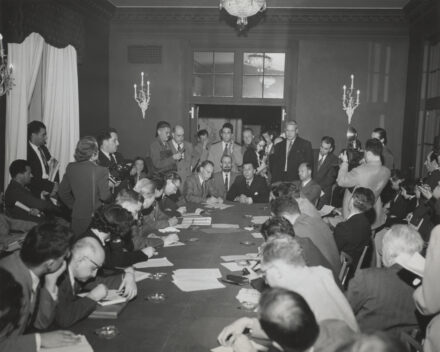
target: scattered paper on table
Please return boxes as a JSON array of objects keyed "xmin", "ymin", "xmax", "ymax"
[
  {"xmin": 175, "ymin": 223, "xmax": 191, "ymax": 229},
  {"xmin": 204, "ymin": 203, "xmax": 234, "ymax": 210},
  {"xmin": 134, "ymin": 257, "xmax": 174, "ymax": 269},
  {"xmin": 221, "ymin": 253, "xmax": 258, "ymax": 262},
  {"xmin": 172, "ymin": 268, "xmax": 224, "ymax": 292},
  {"xmin": 134, "ymin": 270, "xmax": 152, "ymax": 282},
  {"xmin": 250, "ymin": 216, "xmax": 270, "ymax": 225},
  {"xmin": 181, "ymin": 217, "xmax": 212, "ymax": 226},
  {"xmin": 212, "ymin": 223, "xmax": 240, "ymax": 229},
  {"xmin": 221, "ymin": 262, "xmax": 243, "ymax": 272},
  {"xmin": 163, "ymin": 241, "xmax": 185, "ymax": 247},
  {"xmin": 158, "ymin": 227, "xmax": 180, "ymax": 233},
  {"xmin": 98, "ymin": 289, "xmax": 127, "ymax": 306},
  {"xmin": 244, "ymin": 226, "xmax": 254, "ymax": 231},
  {"xmin": 319, "ymin": 205, "xmax": 335, "ymax": 217},
  {"xmin": 211, "ymin": 340, "xmax": 265, "ymax": 352},
  {"xmin": 41, "ymin": 335, "xmax": 93, "ymax": 352},
  {"xmin": 236, "ymin": 288, "xmax": 260, "ymax": 305}
]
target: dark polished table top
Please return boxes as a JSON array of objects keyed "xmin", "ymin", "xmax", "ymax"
[{"xmin": 72, "ymin": 203, "xmax": 268, "ymax": 352}]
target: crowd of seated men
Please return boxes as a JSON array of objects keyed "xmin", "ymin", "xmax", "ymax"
[{"xmin": 0, "ymin": 119, "xmax": 439, "ymax": 352}]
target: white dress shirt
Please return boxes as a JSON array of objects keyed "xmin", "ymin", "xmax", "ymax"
[{"xmin": 29, "ymin": 142, "xmax": 49, "ymax": 179}]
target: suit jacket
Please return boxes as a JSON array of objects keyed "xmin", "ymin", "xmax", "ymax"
[
  {"xmin": 0, "ymin": 252, "xmax": 56, "ymax": 352},
  {"xmin": 149, "ymin": 138, "xmax": 176, "ymax": 173},
  {"xmin": 314, "ymin": 152, "xmax": 339, "ymax": 206},
  {"xmin": 333, "ymin": 213, "xmax": 371, "ymax": 268},
  {"xmin": 4, "ymin": 180, "xmax": 58, "ymax": 222},
  {"xmin": 59, "ymin": 161, "xmax": 112, "ymax": 221},
  {"xmin": 182, "ymin": 174, "xmax": 216, "ymax": 203},
  {"xmin": 27, "ymin": 142, "xmax": 55, "ymax": 197},
  {"xmin": 242, "ymin": 145, "xmax": 259, "ymax": 169},
  {"xmin": 169, "ymin": 140, "xmax": 196, "ymax": 182},
  {"xmin": 192, "ymin": 142, "xmax": 210, "ymax": 172},
  {"xmin": 298, "ymin": 179, "xmax": 322, "ymax": 206},
  {"xmin": 207, "ymin": 141, "xmax": 242, "ymax": 173},
  {"xmin": 337, "ymin": 159, "xmax": 391, "ymax": 227},
  {"xmin": 425, "ymin": 169, "xmax": 440, "ymax": 191},
  {"xmin": 270, "ymin": 137, "xmax": 313, "ymax": 182},
  {"xmin": 211, "ymin": 171, "xmax": 239, "ymax": 199},
  {"xmin": 293, "ymin": 214, "xmax": 341, "ymax": 274},
  {"xmin": 141, "ymin": 202, "xmax": 170, "ymax": 230},
  {"xmin": 97, "ymin": 150, "xmax": 124, "ymax": 169},
  {"xmin": 382, "ymin": 146, "xmax": 395, "ymax": 170},
  {"xmin": 54, "ymin": 268, "xmax": 122, "ymax": 328},
  {"xmin": 347, "ymin": 265, "xmax": 419, "ymax": 335},
  {"xmin": 226, "ymin": 175, "xmax": 269, "ymax": 203}
]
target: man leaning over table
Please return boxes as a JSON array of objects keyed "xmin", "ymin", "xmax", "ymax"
[{"xmin": 183, "ymin": 160, "xmax": 222, "ymax": 204}]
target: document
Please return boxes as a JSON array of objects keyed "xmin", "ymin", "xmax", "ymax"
[
  {"xmin": 158, "ymin": 227, "xmax": 180, "ymax": 233},
  {"xmin": 395, "ymin": 252, "xmax": 425, "ymax": 277},
  {"xmin": 250, "ymin": 216, "xmax": 270, "ymax": 225},
  {"xmin": 133, "ymin": 257, "xmax": 174, "ymax": 269},
  {"xmin": 133, "ymin": 270, "xmax": 152, "ymax": 282},
  {"xmin": 251, "ymin": 232, "xmax": 264, "ymax": 239},
  {"xmin": 41, "ymin": 335, "xmax": 93, "ymax": 352},
  {"xmin": 172, "ymin": 268, "xmax": 224, "ymax": 292},
  {"xmin": 221, "ymin": 262, "xmax": 243, "ymax": 272},
  {"xmin": 212, "ymin": 224, "xmax": 240, "ymax": 229},
  {"xmin": 180, "ymin": 217, "xmax": 212, "ymax": 226},
  {"xmin": 220, "ymin": 253, "xmax": 259, "ymax": 262},
  {"xmin": 98, "ymin": 290, "xmax": 127, "ymax": 306},
  {"xmin": 319, "ymin": 205, "xmax": 335, "ymax": 217}
]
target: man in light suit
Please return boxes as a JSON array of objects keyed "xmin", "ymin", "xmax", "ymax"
[
  {"xmin": 297, "ymin": 162, "xmax": 321, "ymax": 206},
  {"xmin": 0, "ymin": 223, "xmax": 79, "ymax": 352},
  {"xmin": 150, "ymin": 121, "xmax": 178, "ymax": 174},
  {"xmin": 211, "ymin": 155, "xmax": 239, "ymax": 199},
  {"xmin": 207, "ymin": 122, "xmax": 242, "ymax": 173},
  {"xmin": 169, "ymin": 125, "xmax": 196, "ymax": 183},
  {"xmin": 182, "ymin": 160, "xmax": 221, "ymax": 204},
  {"xmin": 270, "ymin": 120, "xmax": 313, "ymax": 183},
  {"xmin": 337, "ymin": 138, "xmax": 391, "ymax": 228},
  {"xmin": 314, "ymin": 136, "xmax": 339, "ymax": 208}
]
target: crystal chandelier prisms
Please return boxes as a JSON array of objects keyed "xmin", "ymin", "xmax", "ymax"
[{"xmin": 219, "ymin": 0, "xmax": 267, "ymax": 30}]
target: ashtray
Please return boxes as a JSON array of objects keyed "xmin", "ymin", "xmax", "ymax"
[
  {"xmin": 151, "ymin": 272, "xmax": 167, "ymax": 280},
  {"xmin": 95, "ymin": 325, "xmax": 119, "ymax": 339},
  {"xmin": 145, "ymin": 293, "xmax": 166, "ymax": 303},
  {"xmin": 240, "ymin": 241, "xmax": 255, "ymax": 246},
  {"xmin": 236, "ymin": 260, "xmax": 251, "ymax": 267},
  {"xmin": 187, "ymin": 237, "xmax": 199, "ymax": 242}
]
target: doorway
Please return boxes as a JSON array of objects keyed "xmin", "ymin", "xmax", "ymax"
[{"xmin": 196, "ymin": 105, "xmax": 282, "ymax": 144}]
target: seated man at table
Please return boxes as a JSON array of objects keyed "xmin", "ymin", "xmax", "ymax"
[
  {"xmin": 182, "ymin": 160, "xmax": 222, "ymax": 204},
  {"xmin": 4, "ymin": 160, "xmax": 60, "ymax": 223},
  {"xmin": 55, "ymin": 236, "xmax": 132, "ymax": 328},
  {"xmin": 333, "ymin": 187, "xmax": 375, "ymax": 269},
  {"xmin": 155, "ymin": 172, "xmax": 187, "ymax": 217},
  {"xmin": 226, "ymin": 162, "xmax": 270, "ymax": 204},
  {"xmin": 211, "ymin": 155, "xmax": 239, "ymax": 200},
  {"xmin": 297, "ymin": 162, "xmax": 322, "ymax": 206},
  {"xmin": 271, "ymin": 196, "xmax": 340, "ymax": 274}
]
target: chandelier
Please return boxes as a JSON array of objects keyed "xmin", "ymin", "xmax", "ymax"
[
  {"xmin": 0, "ymin": 33, "xmax": 14, "ymax": 97},
  {"xmin": 219, "ymin": 0, "xmax": 267, "ymax": 31},
  {"xmin": 246, "ymin": 53, "xmax": 271, "ymax": 72},
  {"xmin": 133, "ymin": 72, "xmax": 151, "ymax": 119}
]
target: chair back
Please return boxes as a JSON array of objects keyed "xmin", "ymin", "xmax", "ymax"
[{"xmin": 339, "ymin": 251, "xmax": 353, "ymax": 288}]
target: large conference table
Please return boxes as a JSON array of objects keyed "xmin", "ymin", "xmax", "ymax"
[{"xmin": 73, "ymin": 203, "xmax": 268, "ymax": 352}]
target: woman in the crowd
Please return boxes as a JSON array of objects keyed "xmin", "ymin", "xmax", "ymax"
[
  {"xmin": 255, "ymin": 136, "xmax": 269, "ymax": 179},
  {"xmin": 59, "ymin": 136, "xmax": 112, "ymax": 236},
  {"xmin": 129, "ymin": 157, "xmax": 148, "ymax": 188}
]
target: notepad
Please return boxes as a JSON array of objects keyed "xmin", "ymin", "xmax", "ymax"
[
  {"xmin": 181, "ymin": 217, "xmax": 212, "ymax": 226},
  {"xmin": 172, "ymin": 268, "xmax": 224, "ymax": 292},
  {"xmin": 212, "ymin": 224, "xmax": 240, "ymax": 229},
  {"xmin": 133, "ymin": 257, "xmax": 174, "ymax": 269},
  {"xmin": 41, "ymin": 335, "xmax": 93, "ymax": 352},
  {"xmin": 134, "ymin": 270, "xmax": 152, "ymax": 282},
  {"xmin": 221, "ymin": 262, "xmax": 243, "ymax": 272}
]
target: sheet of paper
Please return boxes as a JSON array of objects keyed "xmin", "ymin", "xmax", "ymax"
[
  {"xmin": 41, "ymin": 335, "xmax": 93, "ymax": 352},
  {"xmin": 133, "ymin": 257, "xmax": 174, "ymax": 269},
  {"xmin": 98, "ymin": 289, "xmax": 127, "ymax": 306},
  {"xmin": 175, "ymin": 223, "xmax": 191, "ymax": 229},
  {"xmin": 251, "ymin": 232, "xmax": 264, "ymax": 239},
  {"xmin": 173, "ymin": 278, "xmax": 225, "ymax": 292},
  {"xmin": 212, "ymin": 223, "xmax": 240, "ymax": 229},
  {"xmin": 163, "ymin": 241, "xmax": 185, "ymax": 247},
  {"xmin": 134, "ymin": 270, "xmax": 152, "ymax": 282},
  {"xmin": 172, "ymin": 268, "xmax": 224, "ymax": 292},
  {"xmin": 211, "ymin": 340, "xmax": 265, "ymax": 352},
  {"xmin": 220, "ymin": 253, "xmax": 258, "ymax": 262},
  {"xmin": 250, "ymin": 216, "xmax": 270, "ymax": 225},
  {"xmin": 244, "ymin": 226, "xmax": 254, "ymax": 231},
  {"xmin": 173, "ymin": 268, "xmax": 222, "ymax": 278},
  {"xmin": 236, "ymin": 288, "xmax": 261, "ymax": 305},
  {"xmin": 181, "ymin": 217, "xmax": 212, "ymax": 226},
  {"xmin": 221, "ymin": 262, "xmax": 243, "ymax": 272},
  {"xmin": 319, "ymin": 205, "xmax": 335, "ymax": 217},
  {"xmin": 158, "ymin": 227, "xmax": 180, "ymax": 233},
  {"xmin": 396, "ymin": 252, "xmax": 425, "ymax": 277}
]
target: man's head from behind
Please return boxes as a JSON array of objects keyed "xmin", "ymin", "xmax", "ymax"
[
  {"xmin": 261, "ymin": 236, "xmax": 306, "ymax": 287},
  {"xmin": 364, "ymin": 138, "xmax": 383, "ymax": 162},
  {"xmin": 259, "ymin": 288, "xmax": 319, "ymax": 352},
  {"xmin": 98, "ymin": 128, "xmax": 119, "ymax": 154},
  {"xmin": 28, "ymin": 120, "xmax": 47, "ymax": 146},
  {"xmin": 382, "ymin": 225, "xmax": 423, "ymax": 268},
  {"xmin": 298, "ymin": 162, "xmax": 312, "ymax": 183},
  {"xmin": 260, "ymin": 216, "xmax": 296, "ymax": 241},
  {"xmin": 69, "ymin": 237, "xmax": 105, "ymax": 282},
  {"xmin": 270, "ymin": 182, "xmax": 300, "ymax": 201},
  {"xmin": 9, "ymin": 159, "xmax": 32, "ymax": 185},
  {"xmin": 20, "ymin": 222, "xmax": 73, "ymax": 274},
  {"xmin": 116, "ymin": 188, "xmax": 142, "ymax": 220},
  {"xmin": 350, "ymin": 187, "xmax": 375, "ymax": 213},
  {"xmin": 270, "ymin": 196, "xmax": 301, "ymax": 225}
]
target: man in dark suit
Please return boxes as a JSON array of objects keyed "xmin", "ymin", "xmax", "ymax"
[
  {"xmin": 270, "ymin": 120, "xmax": 313, "ymax": 183},
  {"xmin": 150, "ymin": 121, "xmax": 179, "ymax": 174},
  {"xmin": 242, "ymin": 128, "xmax": 258, "ymax": 169},
  {"xmin": 227, "ymin": 162, "xmax": 269, "ymax": 204},
  {"xmin": 207, "ymin": 123, "xmax": 242, "ymax": 173},
  {"xmin": 4, "ymin": 160, "xmax": 60, "ymax": 222},
  {"xmin": 27, "ymin": 121, "xmax": 58, "ymax": 198},
  {"xmin": 55, "ymin": 236, "xmax": 124, "ymax": 328},
  {"xmin": 182, "ymin": 160, "xmax": 220, "ymax": 204},
  {"xmin": 346, "ymin": 224, "xmax": 424, "ymax": 335},
  {"xmin": 314, "ymin": 136, "xmax": 339, "ymax": 208},
  {"xmin": 0, "ymin": 223, "xmax": 79, "ymax": 352},
  {"xmin": 333, "ymin": 187, "xmax": 375, "ymax": 269},
  {"xmin": 298, "ymin": 162, "xmax": 322, "ymax": 206},
  {"xmin": 211, "ymin": 155, "xmax": 239, "ymax": 199}
]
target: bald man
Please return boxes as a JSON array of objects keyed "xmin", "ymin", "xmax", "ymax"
[
  {"xmin": 54, "ymin": 237, "xmax": 125, "ymax": 328},
  {"xmin": 169, "ymin": 125, "xmax": 196, "ymax": 183}
]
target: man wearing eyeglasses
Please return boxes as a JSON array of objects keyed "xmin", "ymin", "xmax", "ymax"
[{"xmin": 54, "ymin": 236, "xmax": 128, "ymax": 328}]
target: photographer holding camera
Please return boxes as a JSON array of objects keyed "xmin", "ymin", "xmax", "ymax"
[{"xmin": 337, "ymin": 138, "xmax": 391, "ymax": 228}]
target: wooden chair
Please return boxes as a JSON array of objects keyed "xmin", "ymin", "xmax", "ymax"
[
  {"xmin": 400, "ymin": 329, "xmax": 423, "ymax": 352},
  {"xmin": 355, "ymin": 245, "xmax": 369, "ymax": 274},
  {"xmin": 339, "ymin": 251, "xmax": 353, "ymax": 288}
]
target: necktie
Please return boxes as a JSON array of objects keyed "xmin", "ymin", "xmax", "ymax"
[
  {"xmin": 178, "ymin": 144, "xmax": 184, "ymax": 159},
  {"xmin": 224, "ymin": 174, "xmax": 229, "ymax": 192},
  {"xmin": 202, "ymin": 181, "xmax": 207, "ymax": 198},
  {"xmin": 318, "ymin": 156, "xmax": 324, "ymax": 170},
  {"xmin": 28, "ymin": 284, "xmax": 41, "ymax": 328},
  {"xmin": 223, "ymin": 143, "xmax": 230, "ymax": 157},
  {"xmin": 38, "ymin": 147, "xmax": 49, "ymax": 173},
  {"xmin": 246, "ymin": 180, "xmax": 251, "ymax": 188},
  {"xmin": 111, "ymin": 153, "xmax": 117, "ymax": 165},
  {"xmin": 284, "ymin": 141, "xmax": 293, "ymax": 172}
]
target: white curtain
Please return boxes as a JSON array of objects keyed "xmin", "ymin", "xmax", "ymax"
[
  {"xmin": 4, "ymin": 33, "xmax": 44, "ymax": 189},
  {"xmin": 42, "ymin": 44, "xmax": 79, "ymax": 179}
]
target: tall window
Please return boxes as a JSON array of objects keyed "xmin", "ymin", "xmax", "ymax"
[
  {"xmin": 192, "ymin": 52, "xmax": 234, "ymax": 97},
  {"xmin": 242, "ymin": 52, "xmax": 285, "ymax": 99}
]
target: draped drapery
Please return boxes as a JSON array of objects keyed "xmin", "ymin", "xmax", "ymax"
[
  {"xmin": 42, "ymin": 44, "xmax": 79, "ymax": 180},
  {"xmin": 4, "ymin": 32, "xmax": 80, "ymax": 189},
  {"xmin": 4, "ymin": 32, "xmax": 44, "ymax": 189}
]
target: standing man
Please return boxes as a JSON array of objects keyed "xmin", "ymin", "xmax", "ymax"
[
  {"xmin": 270, "ymin": 121, "xmax": 313, "ymax": 183},
  {"xmin": 242, "ymin": 128, "xmax": 258, "ymax": 168},
  {"xmin": 169, "ymin": 125, "xmax": 195, "ymax": 183},
  {"xmin": 27, "ymin": 121, "xmax": 58, "ymax": 198},
  {"xmin": 192, "ymin": 129, "xmax": 210, "ymax": 172},
  {"xmin": 211, "ymin": 155, "xmax": 239, "ymax": 199},
  {"xmin": 314, "ymin": 136, "xmax": 339, "ymax": 208},
  {"xmin": 372, "ymin": 128, "xmax": 394, "ymax": 170},
  {"xmin": 150, "ymin": 121, "xmax": 178, "ymax": 174},
  {"xmin": 297, "ymin": 162, "xmax": 321, "ymax": 206},
  {"xmin": 208, "ymin": 123, "xmax": 242, "ymax": 173}
]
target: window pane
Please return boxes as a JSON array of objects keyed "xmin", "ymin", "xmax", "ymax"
[
  {"xmin": 243, "ymin": 53, "xmax": 266, "ymax": 75},
  {"xmin": 214, "ymin": 75, "xmax": 233, "ymax": 97},
  {"xmin": 263, "ymin": 76, "xmax": 284, "ymax": 99},
  {"xmin": 193, "ymin": 75, "xmax": 213, "ymax": 97},
  {"xmin": 194, "ymin": 52, "xmax": 213, "ymax": 74},
  {"xmin": 243, "ymin": 76, "xmax": 263, "ymax": 98},
  {"xmin": 214, "ymin": 52, "xmax": 234, "ymax": 74},
  {"xmin": 264, "ymin": 53, "xmax": 285, "ymax": 75}
]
